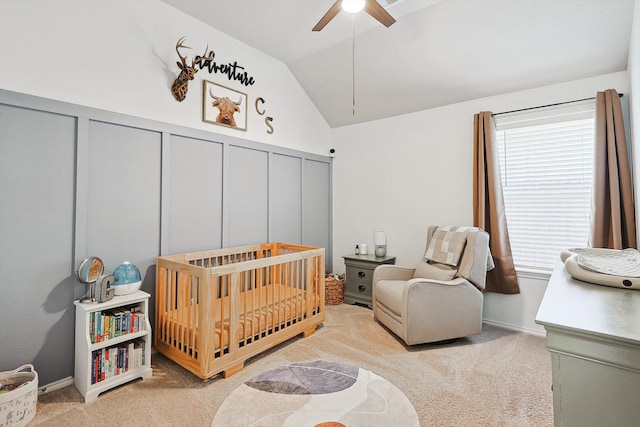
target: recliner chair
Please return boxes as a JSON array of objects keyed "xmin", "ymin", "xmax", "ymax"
[{"xmin": 372, "ymin": 226, "xmax": 491, "ymax": 345}]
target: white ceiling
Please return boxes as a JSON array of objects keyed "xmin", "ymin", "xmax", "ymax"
[{"xmin": 162, "ymin": 0, "xmax": 636, "ymax": 128}]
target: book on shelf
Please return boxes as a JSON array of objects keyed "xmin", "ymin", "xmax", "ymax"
[
  {"xmin": 89, "ymin": 305, "xmax": 146, "ymax": 344},
  {"xmin": 90, "ymin": 338, "xmax": 146, "ymax": 384}
]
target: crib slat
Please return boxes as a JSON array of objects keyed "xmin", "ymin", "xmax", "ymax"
[
  {"xmin": 229, "ymin": 272, "xmax": 239, "ymax": 354},
  {"xmin": 306, "ymin": 256, "xmax": 313, "ymax": 317},
  {"xmin": 270, "ymin": 263, "xmax": 277, "ymax": 332},
  {"xmin": 189, "ymin": 275, "xmax": 197, "ymax": 357},
  {"xmin": 178, "ymin": 272, "xmax": 187, "ymax": 354},
  {"xmin": 217, "ymin": 275, "xmax": 226, "ymax": 357},
  {"xmin": 169, "ymin": 269, "xmax": 177, "ymax": 349}
]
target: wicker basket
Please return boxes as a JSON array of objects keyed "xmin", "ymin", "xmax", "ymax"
[
  {"xmin": 325, "ymin": 274, "xmax": 345, "ymax": 305},
  {"xmin": 0, "ymin": 364, "xmax": 38, "ymax": 427}
]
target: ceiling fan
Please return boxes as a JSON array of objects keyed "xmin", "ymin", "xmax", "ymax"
[{"xmin": 312, "ymin": 0, "xmax": 396, "ymax": 31}]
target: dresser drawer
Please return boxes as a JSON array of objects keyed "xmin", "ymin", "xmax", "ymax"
[
  {"xmin": 345, "ymin": 278, "xmax": 370, "ymax": 296},
  {"xmin": 346, "ymin": 266, "xmax": 375, "ymax": 284}
]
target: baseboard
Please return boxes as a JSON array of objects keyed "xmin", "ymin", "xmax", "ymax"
[
  {"xmin": 482, "ymin": 319, "xmax": 546, "ymax": 337},
  {"xmin": 38, "ymin": 376, "xmax": 74, "ymax": 395}
]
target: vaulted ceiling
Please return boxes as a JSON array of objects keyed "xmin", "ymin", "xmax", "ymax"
[{"xmin": 162, "ymin": 0, "xmax": 636, "ymax": 128}]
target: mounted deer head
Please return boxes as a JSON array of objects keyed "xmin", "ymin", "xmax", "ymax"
[{"xmin": 171, "ymin": 37, "xmax": 212, "ymax": 102}]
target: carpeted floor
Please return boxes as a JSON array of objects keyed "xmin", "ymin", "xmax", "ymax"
[{"xmin": 31, "ymin": 304, "xmax": 553, "ymax": 426}]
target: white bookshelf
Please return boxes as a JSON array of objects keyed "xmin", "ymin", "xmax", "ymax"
[{"xmin": 74, "ymin": 290, "xmax": 152, "ymax": 403}]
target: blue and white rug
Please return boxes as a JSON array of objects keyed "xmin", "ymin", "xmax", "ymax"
[{"xmin": 212, "ymin": 360, "xmax": 419, "ymax": 427}]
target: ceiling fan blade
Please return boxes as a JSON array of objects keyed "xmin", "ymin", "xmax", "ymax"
[
  {"xmin": 312, "ymin": 1, "xmax": 342, "ymax": 31},
  {"xmin": 364, "ymin": 0, "xmax": 396, "ymax": 27}
]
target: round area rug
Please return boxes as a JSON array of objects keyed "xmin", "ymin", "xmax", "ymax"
[{"xmin": 212, "ymin": 360, "xmax": 419, "ymax": 427}]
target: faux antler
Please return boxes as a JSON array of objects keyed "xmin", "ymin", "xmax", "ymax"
[
  {"xmin": 194, "ymin": 43, "xmax": 213, "ymax": 68},
  {"xmin": 171, "ymin": 37, "xmax": 212, "ymax": 102},
  {"xmin": 175, "ymin": 36, "xmax": 190, "ymax": 68}
]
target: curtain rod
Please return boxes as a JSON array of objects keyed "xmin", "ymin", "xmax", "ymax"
[{"xmin": 492, "ymin": 92, "xmax": 624, "ymax": 117}]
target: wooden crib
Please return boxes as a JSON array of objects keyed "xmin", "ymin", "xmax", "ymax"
[{"xmin": 155, "ymin": 243, "xmax": 325, "ymax": 380}]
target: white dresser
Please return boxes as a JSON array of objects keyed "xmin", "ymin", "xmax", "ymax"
[{"xmin": 535, "ymin": 263, "xmax": 640, "ymax": 427}]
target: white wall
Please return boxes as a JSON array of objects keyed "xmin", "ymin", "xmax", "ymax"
[
  {"xmin": 0, "ymin": 0, "xmax": 331, "ymax": 155},
  {"xmin": 332, "ymin": 71, "xmax": 630, "ymax": 334},
  {"xmin": 630, "ymin": 0, "xmax": 640, "ymax": 245}
]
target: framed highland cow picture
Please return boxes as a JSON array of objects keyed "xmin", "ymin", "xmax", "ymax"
[{"xmin": 203, "ymin": 80, "xmax": 247, "ymax": 131}]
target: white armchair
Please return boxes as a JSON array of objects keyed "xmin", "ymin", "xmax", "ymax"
[{"xmin": 372, "ymin": 226, "xmax": 491, "ymax": 345}]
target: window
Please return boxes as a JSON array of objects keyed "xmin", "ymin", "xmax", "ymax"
[{"xmin": 495, "ymin": 101, "xmax": 595, "ymax": 271}]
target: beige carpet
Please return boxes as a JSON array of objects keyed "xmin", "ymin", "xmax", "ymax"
[{"xmin": 31, "ymin": 304, "xmax": 553, "ymax": 426}]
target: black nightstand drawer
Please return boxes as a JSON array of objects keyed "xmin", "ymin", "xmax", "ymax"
[
  {"xmin": 346, "ymin": 267, "xmax": 375, "ymax": 284},
  {"xmin": 345, "ymin": 279, "xmax": 369, "ymax": 296}
]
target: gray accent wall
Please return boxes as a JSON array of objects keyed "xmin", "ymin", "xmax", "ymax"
[
  {"xmin": 304, "ymin": 159, "xmax": 332, "ymax": 252},
  {"xmin": 271, "ymin": 154, "xmax": 302, "ymax": 243},
  {"xmin": 166, "ymin": 136, "xmax": 224, "ymax": 254},
  {"xmin": 0, "ymin": 104, "xmax": 76, "ymax": 386},
  {"xmin": 227, "ymin": 146, "xmax": 269, "ymax": 247},
  {"xmin": 0, "ymin": 90, "xmax": 332, "ymax": 386}
]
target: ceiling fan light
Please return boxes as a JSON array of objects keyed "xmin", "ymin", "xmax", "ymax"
[{"xmin": 342, "ymin": 0, "xmax": 365, "ymax": 14}]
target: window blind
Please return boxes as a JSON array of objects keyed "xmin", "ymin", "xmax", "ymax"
[{"xmin": 495, "ymin": 115, "xmax": 595, "ymax": 271}]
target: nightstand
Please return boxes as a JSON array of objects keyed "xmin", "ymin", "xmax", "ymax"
[{"xmin": 342, "ymin": 254, "xmax": 396, "ymax": 308}]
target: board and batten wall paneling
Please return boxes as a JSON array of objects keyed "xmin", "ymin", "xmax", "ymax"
[
  {"xmin": 0, "ymin": 105, "xmax": 76, "ymax": 385},
  {"xmin": 304, "ymin": 159, "xmax": 332, "ymax": 264},
  {"xmin": 227, "ymin": 145, "xmax": 269, "ymax": 247},
  {"xmin": 86, "ymin": 121, "xmax": 162, "ymax": 326},
  {"xmin": 270, "ymin": 153, "xmax": 303, "ymax": 243},
  {"xmin": 166, "ymin": 135, "xmax": 223, "ymax": 254}
]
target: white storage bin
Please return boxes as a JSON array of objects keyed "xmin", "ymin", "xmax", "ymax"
[{"xmin": 0, "ymin": 364, "xmax": 38, "ymax": 427}]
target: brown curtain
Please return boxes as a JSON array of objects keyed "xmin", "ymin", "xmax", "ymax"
[
  {"xmin": 473, "ymin": 112, "xmax": 519, "ymax": 294},
  {"xmin": 590, "ymin": 89, "xmax": 637, "ymax": 249}
]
